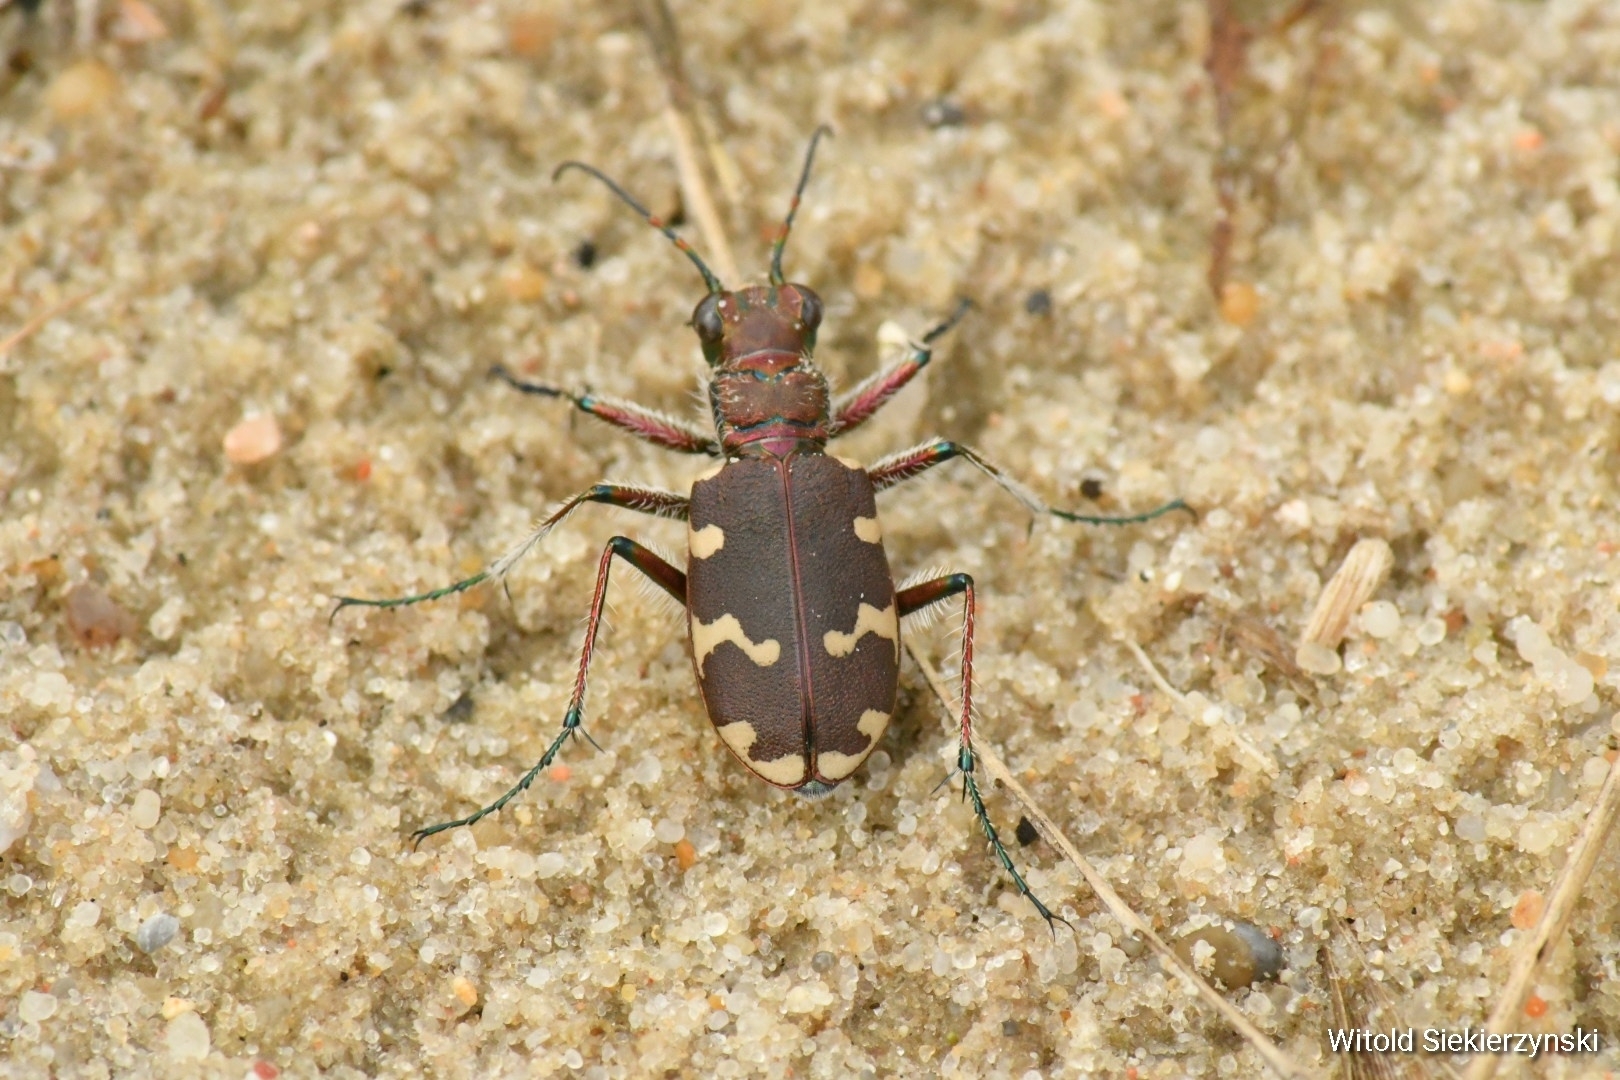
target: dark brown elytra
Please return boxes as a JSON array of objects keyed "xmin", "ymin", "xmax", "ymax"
[{"xmin": 334, "ymin": 129, "xmax": 1189, "ymax": 929}]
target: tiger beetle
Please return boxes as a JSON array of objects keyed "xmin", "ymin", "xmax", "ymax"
[{"xmin": 334, "ymin": 128, "xmax": 1188, "ymax": 929}]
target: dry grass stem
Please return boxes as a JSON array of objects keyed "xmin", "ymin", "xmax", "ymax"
[
  {"xmin": 1325, "ymin": 931, "xmax": 1453, "ymax": 1080},
  {"xmin": 904, "ymin": 638, "xmax": 1315, "ymax": 1080},
  {"xmin": 1460, "ymin": 746, "xmax": 1620, "ymax": 1080},
  {"xmin": 1120, "ymin": 636, "xmax": 1278, "ymax": 777},
  {"xmin": 0, "ymin": 292, "xmax": 93, "ymax": 358},
  {"xmin": 635, "ymin": 0, "xmax": 739, "ymax": 284}
]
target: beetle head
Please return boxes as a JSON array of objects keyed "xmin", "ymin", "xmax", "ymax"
[{"xmin": 690, "ymin": 284, "xmax": 823, "ymax": 370}]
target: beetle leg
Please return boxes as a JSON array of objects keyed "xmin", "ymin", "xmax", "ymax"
[
  {"xmin": 333, "ymin": 483, "xmax": 688, "ymax": 617},
  {"xmin": 491, "ymin": 364, "xmax": 721, "ymax": 456},
  {"xmin": 412, "ymin": 537, "xmax": 688, "ymax": 845},
  {"xmin": 897, "ymin": 573, "xmax": 1070, "ymax": 932},
  {"xmin": 869, "ymin": 439, "xmax": 1191, "ymax": 526},
  {"xmin": 829, "ymin": 299, "xmax": 971, "ymax": 436}
]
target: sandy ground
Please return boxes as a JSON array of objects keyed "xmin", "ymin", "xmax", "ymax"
[{"xmin": 3, "ymin": 0, "xmax": 1620, "ymax": 1076}]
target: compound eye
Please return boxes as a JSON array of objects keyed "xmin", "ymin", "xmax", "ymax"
[
  {"xmin": 796, "ymin": 290, "xmax": 823, "ymax": 333},
  {"xmin": 691, "ymin": 294, "xmax": 724, "ymax": 344}
]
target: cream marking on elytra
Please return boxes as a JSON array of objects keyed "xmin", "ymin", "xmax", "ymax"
[
  {"xmin": 833, "ymin": 454, "xmax": 864, "ymax": 472},
  {"xmin": 688, "ymin": 523, "xmax": 725, "ymax": 559},
  {"xmin": 813, "ymin": 709, "xmax": 892, "ymax": 781},
  {"xmin": 856, "ymin": 707, "xmax": 890, "ymax": 741},
  {"xmin": 694, "ymin": 461, "xmax": 725, "ymax": 483},
  {"xmin": 822, "ymin": 602, "xmax": 899, "ymax": 658},
  {"xmin": 693, "ymin": 613, "xmax": 781, "ymax": 670},
  {"xmin": 852, "ymin": 515, "xmax": 882, "ymax": 543},
  {"xmin": 812, "ymin": 749, "xmax": 862, "ymax": 781},
  {"xmin": 715, "ymin": 720, "xmax": 806, "ymax": 786}
]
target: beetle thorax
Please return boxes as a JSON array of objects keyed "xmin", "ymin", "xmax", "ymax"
[{"xmin": 697, "ymin": 284, "xmax": 832, "ymax": 457}]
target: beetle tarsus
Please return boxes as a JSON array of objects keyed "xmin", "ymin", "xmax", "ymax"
[
  {"xmin": 411, "ymin": 722, "xmax": 575, "ymax": 846},
  {"xmin": 334, "ymin": 483, "xmax": 689, "ymax": 633},
  {"xmin": 330, "ymin": 569, "xmax": 492, "ymax": 624},
  {"xmin": 868, "ymin": 438, "xmax": 1193, "ymax": 527},
  {"xmin": 961, "ymin": 765, "xmax": 1073, "ymax": 935},
  {"xmin": 411, "ymin": 539, "xmax": 688, "ymax": 846},
  {"xmin": 1051, "ymin": 494, "xmax": 1196, "ymax": 527},
  {"xmin": 922, "ymin": 297, "xmax": 973, "ymax": 344},
  {"xmin": 488, "ymin": 363, "xmax": 566, "ymax": 398}
]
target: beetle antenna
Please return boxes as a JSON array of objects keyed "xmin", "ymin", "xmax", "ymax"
[
  {"xmin": 554, "ymin": 161, "xmax": 724, "ymax": 294},
  {"xmin": 769, "ymin": 125, "xmax": 832, "ymax": 287}
]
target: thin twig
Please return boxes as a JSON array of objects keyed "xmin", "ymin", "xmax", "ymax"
[
  {"xmin": 1460, "ymin": 746, "xmax": 1620, "ymax": 1080},
  {"xmin": 904, "ymin": 637, "xmax": 1313, "ymax": 1080},
  {"xmin": 0, "ymin": 292, "xmax": 94, "ymax": 358},
  {"xmin": 1120, "ymin": 636, "xmax": 1277, "ymax": 776}
]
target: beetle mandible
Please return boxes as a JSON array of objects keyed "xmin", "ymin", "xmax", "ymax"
[{"xmin": 336, "ymin": 129, "xmax": 1188, "ymax": 927}]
